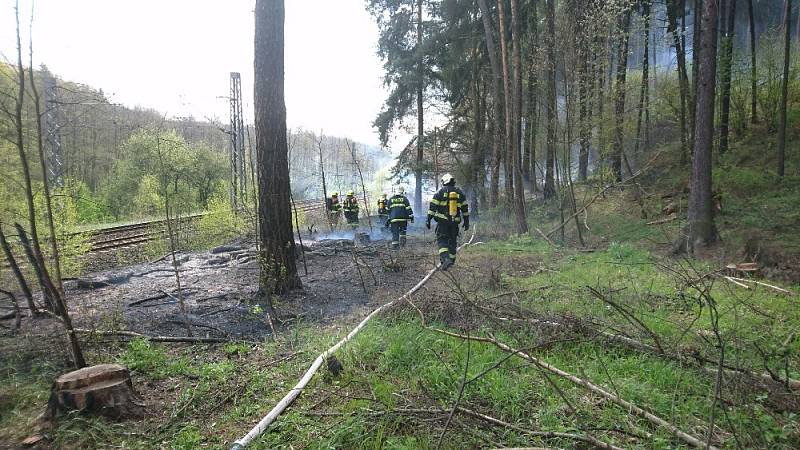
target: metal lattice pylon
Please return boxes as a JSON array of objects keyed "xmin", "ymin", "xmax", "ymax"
[
  {"xmin": 43, "ymin": 67, "xmax": 64, "ymax": 188},
  {"xmin": 229, "ymin": 72, "xmax": 246, "ymax": 208}
]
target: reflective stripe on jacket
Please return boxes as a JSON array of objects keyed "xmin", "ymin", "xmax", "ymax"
[
  {"xmin": 388, "ymin": 194, "xmax": 413, "ymax": 223},
  {"xmin": 427, "ymin": 186, "xmax": 468, "ymax": 223}
]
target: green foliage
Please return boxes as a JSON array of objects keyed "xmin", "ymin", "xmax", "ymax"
[
  {"xmin": 191, "ymin": 191, "xmax": 247, "ymax": 249},
  {"xmin": 118, "ymin": 338, "xmax": 191, "ymax": 379},
  {"xmin": 172, "ymin": 424, "xmax": 202, "ymax": 449}
]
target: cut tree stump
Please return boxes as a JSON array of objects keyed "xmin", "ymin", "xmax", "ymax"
[{"xmin": 44, "ymin": 364, "xmax": 144, "ymax": 420}]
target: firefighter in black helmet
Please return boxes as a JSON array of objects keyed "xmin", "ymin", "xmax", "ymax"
[
  {"xmin": 386, "ymin": 186, "xmax": 413, "ymax": 249},
  {"xmin": 343, "ymin": 190, "xmax": 359, "ymax": 230},
  {"xmin": 426, "ymin": 173, "xmax": 469, "ymax": 270}
]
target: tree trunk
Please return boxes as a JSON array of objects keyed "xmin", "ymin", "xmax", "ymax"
[
  {"xmin": 691, "ymin": 0, "xmax": 701, "ymax": 149},
  {"xmin": 778, "ymin": 0, "xmax": 791, "ymax": 177},
  {"xmin": 748, "ymin": 0, "xmax": 758, "ymax": 124},
  {"xmin": 45, "ymin": 364, "xmax": 144, "ymax": 420},
  {"xmin": 718, "ymin": 0, "xmax": 737, "ymax": 155},
  {"xmin": 682, "ymin": 0, "xmax": 718, "ymax": 252},
  {"xmin": 543, "ymin": 0, "xmax": 557, "ymax": 200},
  {"xmin": 633, "ymin": 2, "xmax": 651, "ymax": 157},
  {"xmin": 0, "ymin": 226, "xmax": 37, "ymax": 314},
  {"xmin": 613, "ymin": 9, "xmax": 632, "ymax": 181},
  {"xmin": 415, "ymin": 0, "xmax": 424, "ymax": 213},
  {"xmin": 579, "ymin": 44, "xmax": 589, "ymax": 181},
  {"xmin": 667, "ymin": 0, "xmax": 690, "ymax": 165},
  {"xmin": 510, "ymin": 0, "xmax": 527, "ymax": 233},
  {"xmin": 254, "ymin": 0, "xmax": 301, "ymax": 294},
  {"xmin": 497, "ymin": 0, "xmax": 514, "ymax": 203},
  {"xmin": 477, "ymin": 0, "xmax": 503, "ymax": 206},
  {"xmin": 778, "ymin": 0, "xmax": 792, "ymax": 177},
  {"xmin": 526, "ymin": 1, "xmax": 540, "ymax": 190}
]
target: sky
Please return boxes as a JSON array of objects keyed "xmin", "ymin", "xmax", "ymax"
[{"xmin": 0, "ymin": 0, "xmax": 391, "ymax": 147}]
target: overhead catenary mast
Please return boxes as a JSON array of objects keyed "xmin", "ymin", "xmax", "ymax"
[
  {"xmin": 229, "ymin": 72, "xmax": 246, "ymax": 208},
  {"xmin": 43, "ymin": 67, "xmax": 64, "ymax": 188}
]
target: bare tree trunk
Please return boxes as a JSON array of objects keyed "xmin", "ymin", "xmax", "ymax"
[
  {"xmin": 748, "ymin": 0, "xmax": 758, "ymax": 124},
  {"xmin": 510, "ymin": 0, "xmax": 527, "ymax": 233},
  {"xmin": 543, "ymin": 0, "xmax": 557, "ymax": 200},
  {"xmin": 668, "ymin": 0, "xmax": 690, "ymax": 165},
  {"xmin": 469, "ymin": 51, "xmax": 485, "ymax": 215},
  {"xmin": 28, "ymin": 31, "xmax": 64, "ymax": 294},
  {"xmin": 633, "ymin": 2, "xmax": 651, "ymax": 157},
  {"xmin": 255, "ymin": 0, "xmax": 301, "ymax": 294},
  {"xmin": 613, "ymin": 9, "xmax": 632, "ymax": 181},
  {"xmin": 415, "ymin": 0, "xmax": 424, "ymax": 213},
  {"xmin": 718, "ymin": 0, "xmax": 737, "ymax": 155},
  {"xmin": 497, "ymin": 0, "xmax": 514, "ymax": 203},
  {"xmin": 777, "ymin": 0, "xmax": 792, "ymax": 177},
  {"xmin": 525, "ymin": 0, "xmax": 539, "ymax": 190},
  {"xmin": 579, "ymin": 44, "xmax": 590, "ymax": 181},
  {"xmin": 0, "ymin": 225, "xmax": 37, "ymax": 314},
  {"xmin": 682, "ymin": 0, "xmax": 718, "ymax": 252},
  {"xmin": 478, "ymin": 0, "xmax": 503, "ymax": 206},
  {"xmin": 317, "ymin": 133, "xmax": 333, "ymax": 232}
]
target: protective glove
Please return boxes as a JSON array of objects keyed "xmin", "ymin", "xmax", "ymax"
[
  {"xmin": 463, "ymin": 217, "xmax": 470, "ymax": 231},
  {"xmin": 425, "ymin": 219, "xmax": 431, "ymax": 229},
  {"xmin": 410, "ymin": 217, "xmax": 415, "ymax": 223}
]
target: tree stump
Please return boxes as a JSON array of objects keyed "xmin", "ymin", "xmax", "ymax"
[{"xmin": 45, "ymin": 364, "xmax": 145, "ymax": 420}]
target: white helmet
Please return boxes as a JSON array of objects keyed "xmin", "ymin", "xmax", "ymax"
[
  {"xmin": 397, "ymin": 186, "xmax": 405, "ymax": 194},
  {"xmin": 441, "ymin": 173, "xmax": 455, "ymax": 186}
]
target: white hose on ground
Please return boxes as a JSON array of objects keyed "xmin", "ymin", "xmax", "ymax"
[{"xmin": 230, "ymin": 228, "xmax": 476, "ymax": 449}]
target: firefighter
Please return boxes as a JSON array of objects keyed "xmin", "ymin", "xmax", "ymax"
[
  {"xmin": 328, "ymin": 192, "xmax": 342, "ymax": 226},
  {"xmin": 426, "ymin": 173, "xmax": 469, "ymax": 270},
  {"xmin": 342, "ymin": 190, "xmax": 360, "ymax": 229},
  {"xmin": 386, "ymin": 187, "xmax": 413, "ymax": 249},
  {"xmin": 377, "ymin": 193, "xmax": 389, "ymax": 235}
]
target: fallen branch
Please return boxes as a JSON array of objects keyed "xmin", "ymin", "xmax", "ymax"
[
  {"xmin": 646, "ymin": 213, "xmax": 678, "ymax": 225},
  {"xmin": 726, "ymin": 276, "xmax": 795, "ymax": 296},
  {"xmin": 534, "ymin": 228, "xmax": 555, "ymax": 247},
  {"xmin": 431, "ymin": 328, "xmax": 714, "ymax": 449},
  {"xmin": 229, "ymin": 229, "xmax": 477, "ymax": 450},
  {"xmin": 73, "ymin": 328, "xmax": 234, "ymax": 344}
]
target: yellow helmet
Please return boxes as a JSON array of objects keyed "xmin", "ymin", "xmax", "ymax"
[
  {"xmin": 347, "ymin": 190, "xmax": 355, "ymax": 196},
  {"xmin": 381, "ymin": 193, "xmax": 387, "ymax": 198},
  {"xmin": 331, "ymin": 191, "xmax": 338, "ymax": 197}
]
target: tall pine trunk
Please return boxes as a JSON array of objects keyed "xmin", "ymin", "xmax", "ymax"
[
  {"xmin": 497, "ymin": 0, "xmax": 514, "ymax": 202},
  {"xmin": 633, "ymin": 2, "xmax": 651, "ymax": 157},
  {"xmin": 254, "ymin": 0, "xmax": 301, "ymax": 294},
  {"xmin": 543, "ymin": 0, "xmax": 557, "ymax": 200},
  {"xmin": 510, "ymin": 0, "xmax": 527, "ymax": 233},
  {"xmin": 477, "ymin": 0, "xmax": 503, "ymax": 206},
  {"xmin": 777, "ymin": 0, "xmax": 792, "ymax": 177},
  {"xmin": 668, "ymin": 0, "xmax": 690, "ymax": 165},
  {"xmin": 526, "ymin": 1, "xmax": 540, "ymax": 190},
  {"xmin": 415, "ymin": 0, "xmax": 424, "ymax": 212},
  {"xmin": 612, "ymin": 9, "xmax": 631, "ymax": 181},
  {"xmin": 718, "ymin": 0, "xmax": 737, "ymax": 155},
  {"xmin": 682, "ymin": 0, "xmax": 718, "ymax": 252},
  {"xmin": 748, "ymin": 0, "xmax": 758, "ymax": 123}
]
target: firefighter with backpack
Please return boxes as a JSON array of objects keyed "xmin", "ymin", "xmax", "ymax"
[
  {"xmin": 377, "ymin": 193, "xmax": 390, "ymax": 235},
  {"xmin": 342, "ymin": 190, "xmax": 360, "ymax": 230},
  {"xmin": 327, "ymin": 192, "xmax": 342, "ymax": 226},
  {"xmin": 426, "ymin": 173, "xmax": 469, "ymax": 270},
  {"xmin": 385, "ymin": 187, "xmax": 413, "ymax": 249}
]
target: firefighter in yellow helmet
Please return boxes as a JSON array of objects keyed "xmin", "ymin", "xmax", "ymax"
[
  {"xmin": 377, "ymin": 193, "xmax": 389, "ymax": 235},
  {"xmin": 342, "ymin": 190, "xmax": 360, "ymax": 230},
  {"xmin": 386, "ymin": 186, "xmax": 413, "ymax": 249},
  {"xmin": 426, "ymin": 173, "xmax": 469, "ymax": 270}
]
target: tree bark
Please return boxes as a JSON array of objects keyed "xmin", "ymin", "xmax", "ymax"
[
  {"xmin": 718, "ymin": 0, "xmax": 737, "ymax": 155},
  {"xmin": 254, "ymin": 0, "xmax": 301, "ymax": 294},
  {"xmin": 748, "ymin": 0, "xmax": 758, "ymax": 124},
  {"xmin": 477, "ymin": 0, "xmax": 503, "ymax": 206},
  {"xmin": 497, "ymin": 0, "xmax": 514, "ymax": 202},
  {"xmin": 612, "ymin": 9, "xmax": 632, "ymax": 181},
  {"xmin": 777, "ymin": 0, "xmax": 792, "ymax": 177},
  {"xmin": 579, "ymin": 43, "xmax": 589, "ymax": 181},
  {"xmin": 633, "ymin": 2, "xmax": 651, "ymax": 157},
  {"xmin": 667, "ymin": 0, "xmax": 690, "ymax": 165},
  {"xmin": 0, "ymin": 225, "xmax": 37, "ymax": 314},
  {"xmin": 525, "ymin": 1, "xmax": 539, "ymax": 190},
  {"xmin": 682, "ymin": 0, "xmax": 718, "ymax": 252},
  {"xmin": 510, "ymin": 0, "xmax": 527, "ymax": 233},
  {"xmin": 543, "ymin": 0, "xmax": 557, "ymax": 200},
  {"xmin": 415, "ymin": 0, "xmax": 424, "ymax": 213}
]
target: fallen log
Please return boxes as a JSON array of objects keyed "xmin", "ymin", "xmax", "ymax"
[
  {"xmin": 43, "ymin": 364, "xmax": 144, "ymax": 420},
  {"xmin": 73, "ymin": 328, "xmax": 232, "ymax": 344},
  {"xmin": 229, "ymin": 229, "xmax": 477, "ymax": 450}
]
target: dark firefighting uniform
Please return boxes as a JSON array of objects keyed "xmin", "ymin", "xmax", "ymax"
[
  {"xmin": 328, "ymin": 196, "xmax": 342, "ymax": 224},
  {"xmin": 427, "ymin": 185, "xmax": 469, "ymax": 265},
  {"xmin": 343, "ymin": 195, "xmax": 359, "ymax": 228},
  {"xmin": 386, "ymin": 193, "xmax": 413, "ymax": 248}
]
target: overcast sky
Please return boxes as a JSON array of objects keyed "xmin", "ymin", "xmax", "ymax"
[{"xmin": 0, "ymin": 0, "xmax": 390, "ymax": 147}]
